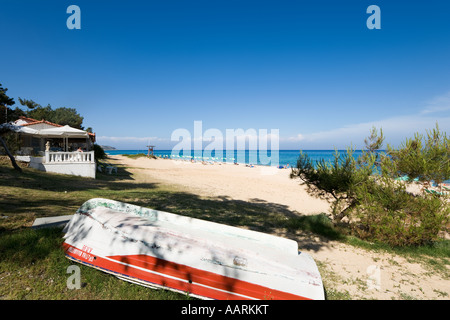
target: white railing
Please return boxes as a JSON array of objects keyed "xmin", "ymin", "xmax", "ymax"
[{"xmin": 45, "ymin": 151, "xmax": 95, "ymax": 163}]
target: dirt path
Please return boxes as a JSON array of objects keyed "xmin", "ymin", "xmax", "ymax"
[{"xmin": 295, "ymin": 233, "xmax": 448, "ymax": 300}]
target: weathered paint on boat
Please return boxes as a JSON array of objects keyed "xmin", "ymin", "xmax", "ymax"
[{"xmin": 62, "ymin": 198, "xmax": 325, "ymax": 300}]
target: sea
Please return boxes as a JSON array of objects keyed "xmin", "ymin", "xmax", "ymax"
[
  {"xmin": 105, "ymin": 149, "xmax": 366, "ymax": 168},
  {"xmin": 105, "ymin": 149, "xmax": 450, "ymax": 184}
]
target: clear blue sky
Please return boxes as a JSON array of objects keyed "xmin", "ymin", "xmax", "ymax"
[{"xmin": 1, "ymin": 0, "xmax": 450, "ymax": 149}]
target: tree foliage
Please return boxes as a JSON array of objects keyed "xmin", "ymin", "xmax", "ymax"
[
  {"xmin": 0, "ymin": 82, "xmax": 90, "ymax": 171},
  {"xmin": 0, "ymin": 83, "xmax": 20, "ymax": 124},
  {"xmin": 18, "ymin": 97, "xmax": 40, "ymax": 110},
  {"xmin": 25, "ymin": 104, "xmax": 84, "ymax": 129},
  {"xmin": 0, "ymin": 83, "xmax": 15, "ymax": 107},
  {"xmin": 0, "ymin": 84, "xmax": 22, "ymax": 171},
  {"xmin": 385, "ymin": 123, "xmax": 450, "ymax": 187},
  {"xmin": 291, "ymin": 125, "xmax": 450, "ymax": 246},
  {"xmin": 93, "ymin": 144, "xmax": 107, "ymax": 162},
  {"xmin": 1, "ymin": 84, "xmax": 86, "ymax": 129}
]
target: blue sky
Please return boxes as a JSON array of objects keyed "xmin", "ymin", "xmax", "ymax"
[{"xmin": 1, "ymin": 0, "xmax": 450, "ymax": 149}]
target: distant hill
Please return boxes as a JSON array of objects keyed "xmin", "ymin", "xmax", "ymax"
[{"xmin": 100, "ymin": 145, "xmax": 117, "ymax": 150}]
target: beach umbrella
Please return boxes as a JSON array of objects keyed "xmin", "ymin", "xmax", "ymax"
[
  {"xmin": 11, "ymin": 126, "xmax": 39, "ymax": 135},
  {"xmin": 37, "ymin": 125, "xmax": 89, "ymax": 151},
  {"xmin": 37, "ymin": 125, "xmax": 89, "ymax": 138}
]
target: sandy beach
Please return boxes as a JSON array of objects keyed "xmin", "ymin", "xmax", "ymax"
[
  {"xmin": 109, "ymin": 155, "xmax": 450, "ymax": 300},
  {"xmin": 112, "ymin": 155, "xmax": 331, "ymax": 216}
]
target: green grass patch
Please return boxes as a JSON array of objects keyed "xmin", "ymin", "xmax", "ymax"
[
  {"xmin": 122, "ymin": 153, "xmax": 150, "ymax": 159},
  {"xmin": 0, "ymin": 227, "xmax": 191, "ymax": 299}
]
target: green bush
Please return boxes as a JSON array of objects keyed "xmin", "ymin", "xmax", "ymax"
[
  {"xmin": 93, "ymin": 144, "xmax": 107, "ymax": 162},
  {"xmin": 386, "ymin": 124, "xmax": 450, "ymax": 187},
  {"xmin": 351, "ymin": 176, "xmax": 448, "ymax": 246},
  {"xmin": 291, "ymin": 125, "xmax": 450, "ymax": 247}
]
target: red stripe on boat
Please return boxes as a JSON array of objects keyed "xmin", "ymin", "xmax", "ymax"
[{"xmin": 62, "ymin": 242, "xmax": 310, "ymax": 300}]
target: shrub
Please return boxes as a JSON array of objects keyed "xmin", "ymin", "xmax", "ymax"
[
  {"xmin": 386, "ymin": 124, "xmax": 450, "ymax": 188},
  {"xmin": 351, "ymin": 175, "xmax": 448, "ymax": 246},
  {"xmin": 93, "ymin": 144, "xmax": 107, "ymax": 162},
  {"xmin": 291, "ymin": 125, "xmax": 450, "ymax": 246}
]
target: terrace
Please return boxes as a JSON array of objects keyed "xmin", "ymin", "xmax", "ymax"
[{"xmin": 11, "ymin": 117, "xmax": 96, "ymax": 178}]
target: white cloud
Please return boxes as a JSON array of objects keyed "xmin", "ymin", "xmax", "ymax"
[
  {"xmin": 284, "ymin": 91, "xmax": 450, "ymax": 149},
  {"xmin": 96, "ymin": 135, "xmax": 170, "ymax": 149},
  {"xmin": 97, "ymin": 136, "xmax": 167, "ymax": 143},
  {"xmin": 286, "ymin": 134, "xmax": 305, "ymax": 141},
  {"xmin": 98, "ymin": 91, "xmax": 450, "ymax": 150},
  {"xmin": 97, "ymin": 128, "xmax": 281, "ymax": 150},
  {"xmin": 421, "ymin": 91, "xmax": 450, "ymax": 114}
]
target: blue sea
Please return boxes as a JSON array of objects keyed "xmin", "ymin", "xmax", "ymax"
[
  {"xmin": 105, "ymin": 149, "xmax": 450, "ymax": 184},
  {"xmin": 105, "ymin": 149, "xmax": 366, "ymax": 168}
]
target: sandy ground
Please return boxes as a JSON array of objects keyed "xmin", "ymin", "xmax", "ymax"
[
  {"xmin": 115, "ymin": 155, "xmax": 331, "ymax": 215},
  {"xmin": 109, "ymin": 155, "xmax": 449, "ymax": 300}
]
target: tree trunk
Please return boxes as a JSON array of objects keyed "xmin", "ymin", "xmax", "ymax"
[{"xmin": 0, "ymin": 136, "xmax": 22, "ymax": 172}]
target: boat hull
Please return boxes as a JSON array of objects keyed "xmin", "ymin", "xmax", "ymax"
[{"xmin": 62, "ymin": 198, "xmax": 325, "ymax": 300}]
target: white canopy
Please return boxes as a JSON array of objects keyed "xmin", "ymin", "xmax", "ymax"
[
  {"xmin": 37, "ymin": 125, "xmax": 89, "ymax": 138},
  {"xmin": 13, "ymin": 126, "xmax": 40, "ymax": 135},
  {"xmin": 1, "ymin": 123, "xmax": 39, "ymax": 135},
  {"xmin": 10, "ymin": 124, "xmax": 91, "ymax": 152}
]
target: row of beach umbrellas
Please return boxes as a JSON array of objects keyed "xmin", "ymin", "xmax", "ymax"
[{"xmin": 169, "ymin": 155, "xmax": 236, "ymax": 161}]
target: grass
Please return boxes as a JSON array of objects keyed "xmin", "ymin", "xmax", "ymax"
[
  {"xmin": 0, "ymin": 161, "xmax": 192, "ymax": 299},
  {"xmin": 0, "ymin": 158, "xmax": 448, "ymax": 300},
  {"xmin": 0, "ymin": 227, "xmax": 188, "ymax": 300},
  {"xmin": 122, "ymin": 153, "xmax": 155, "ymax": 159}
]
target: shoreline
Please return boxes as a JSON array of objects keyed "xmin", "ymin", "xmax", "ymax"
[
  {"xmin": 108, "ymin": 154, "xmax": 331, "ymax": 216},
  {"xmin": 108, "ymin": 154, "xmax": 449, "ymax": 214},
  {"xmin": 105, "ymin": 149, "xmax": 371, "ymax": 169}
]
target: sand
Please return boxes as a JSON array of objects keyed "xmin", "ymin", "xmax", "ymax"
[
  {"xmin": 109, "ymin": 155, "xmax": 449, "ymax": 300},
  {"xmin": 114, "ymin": 155, "xmax": 331, "ymax": 215}
]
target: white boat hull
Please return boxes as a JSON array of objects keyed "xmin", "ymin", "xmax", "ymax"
[{"xmin": 62, "ymin": 198, "xmax": 325, "ymax": 300}]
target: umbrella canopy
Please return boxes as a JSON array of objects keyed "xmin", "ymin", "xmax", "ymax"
[
  {"xmin": 37, "ymin": 125, "xmax": 89, "ymax": 138},
  {"xmin": 7, "ymin": 123, "xmax": 92, "ymax": 152},
  {"xmin": 11, "ymin": 125, "xmax": 40, "ymax": 135}
]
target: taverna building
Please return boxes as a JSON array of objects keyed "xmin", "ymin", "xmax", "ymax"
[{"xmin": 11, "ymin": 116, "xmax": 97, "ymax": 178}]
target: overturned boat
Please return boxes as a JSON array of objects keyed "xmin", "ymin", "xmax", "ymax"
[{"xmin": 62, "ymin": 198, "xmax": 325, "ymax": 300}]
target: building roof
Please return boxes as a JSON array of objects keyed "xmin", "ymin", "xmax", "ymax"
[
  {"xmin": 15, "ymin": 116, "xmax": 96, "ymax": 142},
  {"xmin": 17, "ymin": 116, "xmax": 65, "ymax": 126}
]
